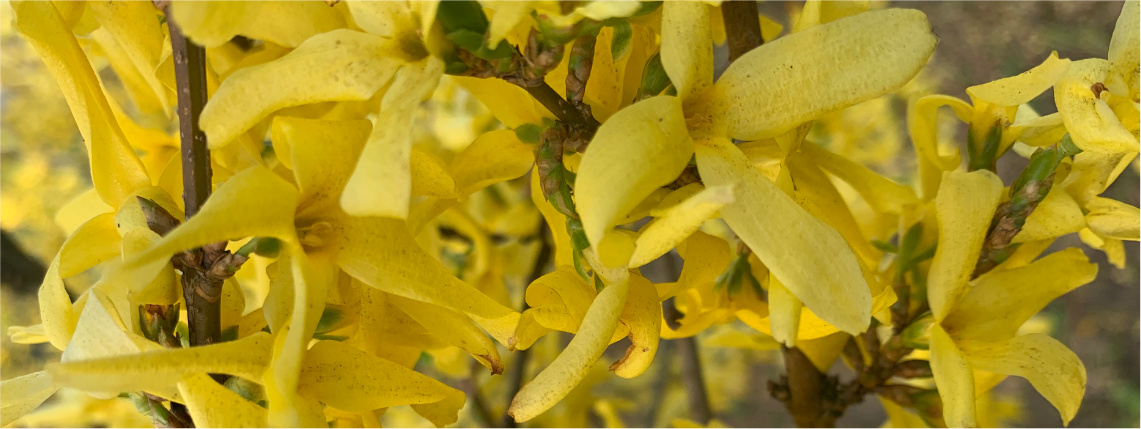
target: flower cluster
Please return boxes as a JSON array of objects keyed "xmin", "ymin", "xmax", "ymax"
[{"xmin": 1, "ymin": 1, "xmax": 1137, "ymax": 428}]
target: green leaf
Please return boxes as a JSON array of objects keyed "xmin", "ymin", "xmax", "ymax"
[{"xmin": 610, "ymin": 21, "xmax": 633, "ymax": 61}]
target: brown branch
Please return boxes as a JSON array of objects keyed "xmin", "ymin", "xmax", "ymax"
[
  {"xmin": 167, "ymin": 5, "xmax": 224, "ymax": 350},
  {"xmin": 721, "ymin": 1, "xmax": 763, "ymax": 62},
  {"xmin": 523, "ymin": 83, "xmax": 600, "ymax": 132},
  {"xmin": 677, "ymin": 335, "xmax": 713, "ymax": 424}
]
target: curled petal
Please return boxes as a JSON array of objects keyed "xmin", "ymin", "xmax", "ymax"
[
  {"xmin": 629, "ymin": 185, "xmax": 734, "ymax": 268},
  {"xmin": 577, "ymin": 96, "xmax": 693, "ymax": 248},
  {"xmin": 927, "ymin": 170, "xmax": 1003, "ymax": 321},
  {"xmin": 960, "ymin": 334, "xmax": 1087, "ymax": 426},
  {"xmin": 508, "ymin": 272, "xmax": 629, "ymax": 422},
  {"xmin": 392, "ymin": 296, "xmax": 504, "ymax": 374},
  {"xmin": 1055, "ymin": 59, "xmax": 1138, "ymax": 153},
  {"xmin": 908, "ymin": 95, "xmax": 971, "ymax": 199},
  {"xmin": 13, "ymin": 1, "xmax": 150, "ymax": 206},
  {"xmin": 341, "ymin": 57, "xmax": 443, "ymax": 218},
  {"xmin": 611, "ymin": 274, "xmax": 661, "ymax": 378},
  {"xmin": 1084, "ymin": 196, "xmax": 1140, "ymax": 241},
  {"xmin": 966, "ymin": 52, "xmax": 1070, "ymax": 107}
]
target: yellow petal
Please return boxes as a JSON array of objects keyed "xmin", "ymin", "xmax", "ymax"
[
  {"xmin": 792, "ymin": 0, "xmax": 869, "ymax": 32},
  {"xmin": 927, "ymin": 170, "xmax": 1004, "ymax": 321},
  {"xmin": 200, "ymin": 29, "xmax": 402, "ymax": 148},
  {"xmin": 170, "ymin": 1, "xmax": 260, "ymax": 48},
  {"xmin": 1012, "ymin": 112, "xmax": 1070, "ymax": 148},
  {"xmin": 13, "ymin": 0, "xmax": 150, "ymax": 206},
  {"xmin": 610, "ymin": 274, "xmax": 661, "ymax": 378},
  {"xmin": 487, "ymin": 1, "xmax": 533, "ymax": 45},
  {"xmin": 298, "ymin": 340, "xmax": 465, "ymax": 427},
  {"xmin": 1106, "ymin": 0, "xmax": 1139, "ymax": 100},
  {"xmin": 114, "ymin": 167, "xmax": 300, "ymax": 289},
  {"xmin": 0, "ymin": 371, "xmax": 57, "ymax": 427},
  {"xmin": 336, "ymin": 216, "xmax": 519, "ymax": 345},
  {"xmin": 967, "ymin": 52, "xmax": 1071, "ymax": 107},
  {"xmin": 1011, "ymin": 183, "xmax": 1086, "ymax": 243},
  {"xmin": 800, "ymin": 142, "xmax": 918, "ymax": 215},
  {"xmin": 1084, "ymin": 196, "xmax": 1140, "ymax": 241},
  {"xmin": 49, "ymin": 331, "xmax": 273, "ymax": 396},
  {"xmin": 411, "ymin": 146, "xmax": 459, "ymax": 198},
  {"xmin": 767, "ymin": 273, "xmax": 802, "ymax": 347},
  {"xmin": 943, "ymin": 248, "xmax": 1096, "ymax": 342},
  {"xmin": 57, "ymin": 212, "xmax": 120, "ymax": 279},
  {"xmin": 272, "ymin": 117, "xmax": 372, "ymax": 219},
  {"xmin": 453, "ymin": 76, "xmax": 549, "ymax": 128},
  {"xmin": 8, "ymin": 324, "xmax": 49, "ymax": 345},
  {"xmin": 628, "ymin": 185, "xmax": 733, "ymax": 268},
  {"xmin": 660, "ymin": 1, "xmax": 713, "ymax": 102},
  {"xmin": 908, "ymin": 95, "xmax": 971, "ymax": 199},
  {"xmin": 784, "ymin": 154, "xmax": 879, "ymax": 265},
  {"xmin": 930, "ymin": 324, "xmax": 977, "ymax": 428},
  {"xmin": 577, "ymin": 96, "xmax": 693, "ymax": 247},
  {"xmin": 1055, "ymin": 58, "xmax": 1138, "ymax": 153},
  {"xmin": 241, "ymin": 1, "xmax": 348, "ymax": 48},
  {"xmin": 55, "ymin": 188, "xmax": 113, "ymax": 235},
  {"xmin": 1063, "ymin": 151, "xmax": 1137, "ymax": 206},
  {"xmin": 121, "ymin": 228, "xmax": 180, "ymax": 306},
  {"xmin": 509, "ymin": 272, "xmax": 629, "ymax": 422},
  {"xmin": 712, "ymin": 9, "xmax": 936, "ymax": 140},
  {"xmin": 391, "ymin": 295, "xmax": 504, "ymax": 374},
  {"xmin": 37, "ymin": 257, "xmax": 77, "ymax": 351},
  {"xmin": 88, "ymin": 1, "xmax": 171, "ymax": 114},
  {"xmin": 341, "ymin": 57, "xmax": 443, "ymax": 218},
  {"xmin": 265, "ymin": 250, "xmax": 334, "ymax": 428},
  {"xmin": 959, "ymin": 334, "xmax": 1086, "ymax": 426},
  {"xmin": 449, "ymin": 129, "xmax": 534, "ymax": 195},
  {"xmin": 695, "ymin": 137, "xmax": 871, "ymax": 334},
  {"xmin": 178, "ymin": 373, "xmax": 268, "ymax": 427},
  {"xmin": 174, "ymin": 1, "xmax": 347, "ymax": 49}
]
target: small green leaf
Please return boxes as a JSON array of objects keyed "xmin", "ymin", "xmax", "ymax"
[
  {"xmin": 610, "ymin": 21, "xmax": 633, "ymax": 61},
  {"xmin": 514, "ymin": 123, "xmax": 543, "ymax": 144}
]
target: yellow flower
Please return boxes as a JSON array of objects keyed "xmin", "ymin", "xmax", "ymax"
[
  {"xmin": 927, "ymin": 170, "xmax": 1096, "ymax": 427},
  {"xmin": 509, "ymin": 5, "xmax": 937, "ymax": 422}
]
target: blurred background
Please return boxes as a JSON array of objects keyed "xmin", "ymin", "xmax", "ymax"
[{"xmin": 1, "ymin": 1, "xmax": 1136, "ymax": 427}]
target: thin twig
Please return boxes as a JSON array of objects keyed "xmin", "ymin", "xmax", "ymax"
[
  {"xmin": 167, "ymin": 5, "xmax": 224, "ymax": 350},
  {"xmin": 677, "ymin": 335, "xmax": 713, "ymax": 424},
  {"xmin": 523, "ymin": 83, "xmax": 600, "ymax": 132},
  {"xmin": 721, "ymin": 0, "xmax": 764, "ymax": 62}
]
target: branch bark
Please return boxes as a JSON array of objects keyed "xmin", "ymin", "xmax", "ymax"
[
  {"xmin": 166, "ymin": 6, "xmax": 222, "ymax": 349},
  {"xmin": 721, "ymin": 0, "xmax": 764, "ymax": 62}
]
